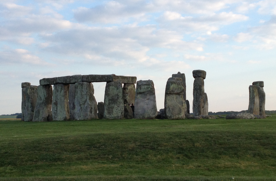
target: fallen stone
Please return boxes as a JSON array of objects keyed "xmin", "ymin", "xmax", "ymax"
[
  {"xmin": 52, "ymin": 84, "xmax": 70, "ymax": 121},
  {"xmin": 236, "ymin": 112, "xmax": 255, "ymax": 119},
  {"xmin": 165, "ymin": 77, "xmax": 186, "ymax": 119},
  {"xmin": 40, "ymin": 77, "xmax": 57, "ymax": 86},
  {"xmin": 226, "ymin": 114, "xmax": 237, "ymax": 119},
  {"xmin": 134, "ymin": 80, "xmax": 157, "ymax": 119},
  {"xmin": 104, "ymin": 81, "xmax": 124, "ymax": 119},
  {"xmin": 33, "ymin": 85, "xmax": 53, "ymax": 122},
  {"xmin": 97, "ymin": 102, "xmax": 104, "ymax": 119},
  {"xmin": 193, "ymin": 70, "xmax": 206, "ymax": 79},
  {"xmin": 21, "ymin": 82, "xmax": 31, "ymax": 88},
  {"xmin": 123, "ymin": 83, "xmax": 135, "ymax": 104},
  {"xmin": 56, "ymin": 75, "xmax": 82, "ymax": 84},
  {"xmin": 124, "ymin": 104, "xmax": 134, "ymax": 119},
  {"xmin": 248, "ymin": 85, "xmax": 260, "ymax": 115},
  {"xmin": 22, "ymin": 86, "xmax": 38, "ymax": 122},
  {"xmin": 74, "ymin": 82, "xmax": 98, "ymax": 120}
]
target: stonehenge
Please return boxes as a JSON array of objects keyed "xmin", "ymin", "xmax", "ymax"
[
  {"xmin": 134, "ymin": 80, "xmax": 157, "ymax": 119},
  {"xmin": 193, "ymin": 70, "xmax": 208, "ymax": 117},
  {"xmin": 248, "ymin": 81, "xmax": 266, "ymax": 117},
  {"xmin": 21, "ymin": 71, "xmax": 267, "ymax": 121}
]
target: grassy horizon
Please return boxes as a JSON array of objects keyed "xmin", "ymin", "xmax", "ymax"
[{"xmin": 1, "ymin": 116, "xmax": 276, "ymax": 180}]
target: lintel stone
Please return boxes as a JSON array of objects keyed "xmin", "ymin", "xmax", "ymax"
[
  {"xmin": 40, "ymin": 77, "xmax": 57, "ymax": 86},
  {"xmin": 21, "ymin": 82, "xmax": 31, "ymax": 88},
  {"xmin": 82, "ymin": 74, "xmax": 137, "ymax": 83},
  {"xmin": 56, "ymin": 75, "xmax": 82, "ymax": 84},
  {"xmin": 253, "ymin": 81, "xmax": 264, "ymax": 87},
  {"xmin": 193, "ymin": 70, "xmax": 206, "ymax": 79}
]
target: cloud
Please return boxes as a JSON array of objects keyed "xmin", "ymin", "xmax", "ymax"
[
  {"xmin": 247, "ymin": 60, "xmax": 261, "ymax": 64},
  {"xmin": 185, "ymin": 54, "xmax": 206, "ymax": 61},
  {"xmin": 0, "ymin": 48, "xmax": 51, "ymax": 66},
  {"xmin": 234, "ymin": 33, "xmax": 252, "ymax": 42},
  {"xmin": 0, "ymin": 3, "xmax": 32, "ymax": 17}
]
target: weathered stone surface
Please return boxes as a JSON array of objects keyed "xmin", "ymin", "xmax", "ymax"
[
  {"xmin": 172, "ymin": 72, "xmax": 186, "ymax": 100},
  {"xmin": 104, "ymin": 81, "xmax": 124, "ymax": 119},
  {"xmin": 73, "ymin": 82, "xmax": 98, "ymax": 120},
  {"xmin": 253, "ymin": 81, "xmax": 264, "ymax": 87},
  {"xmin": 52, "ymin": 84, "xmax": 70, "ymax": 121},
  {"xmin": 40, "ymin": 77, "xmax": 57, "ymax": 86},
  {"xmin": 22, "ymin": 86, "xmax": 37, "ymax": 122},
  {"xmin": 258, "ymin": 87, "xmax": 266, "ymax": 117},
  {"xmin": 193, "ymin": 70, "xmax": 206, "ymax": 79},
  {"xmin": 97, "ymin": 102, "xmax": 104, "ymax": 119},
  {"xmin": 186, "ymin": 100, "xmax": 190, "ymax": 114},
  {"xmin": 69, "ymin": 84, "xmax": 76, "ymax": 120},
  {"xmin": 21, "ymin": 82, "xmax": 31, "ymax": 88},
  {"xmin": 134, "ymin": 80, "xmax": 157, "ymax": 119},
  {"xmin": 193, "ymin": 77, "xmax": 205, "ymax": 116},
  {"xmin": 165, "ymin": 77, "xmax": 186, "ymax": 119},
  {"xmin": 203, "ymin": 93, "xmax": 208, "ymax": 116},
  {"xmin": 56, "ymin": 75, "xmax": 82, "ymax": 84},
  {"xmin": 82, "ymin": 74, "xmax": 137, "ymax": 84},
  {"xmin": 33, "ymin": 85, "xmax": 53, "ymax": 122},
  {"xmin": 226, "ymin": 113, "xmax": 255, "ymax": 119},
  {"xmin": 123, "ymin": 83, "xmax": 135, "ymax": 104},
  {"xmin": 248, "ymin": 85, "xmax": 260, "ymax": 115},
  {"xmin": 124, "ymin": 104, "xmax": 134, "ymax": 119}
]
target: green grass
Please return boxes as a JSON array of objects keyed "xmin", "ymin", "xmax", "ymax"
[{"xmin": 0, "ymin": 116, "xmax": 276, "ymax": 180}]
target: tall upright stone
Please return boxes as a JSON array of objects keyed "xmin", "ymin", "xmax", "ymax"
[
  {"xmin": 249, "ymin": 81, "xmax": 265, "ymax": 117},
  {"xmin": 172, "ymin": 72, "xmax": 186, "ymax": 100},
  {"xmin": 69, "ymin": 84, "xmax": 76, "ymax": 120},
  {"xmin": 193, "ymin": 70, "xmax": 208, "ymax": 116},
  {"xmin": 52, "ymin": 84, "xmax": 70, "ymax": 121},
  {"xmin": 33, "ymin": 85, "xmax": 53, "ymax": 122},
  {"xmin": 21, "ymin": 83, "xmax": 37, "ymax": 122},
  {"xmin": 74, "ymin": 82, "xmax": 98, "ymax": 120},
  {"xmin": 134, "ymin": 80, "xmax": 157, "ymax": 119},
  {"xmin": 165, "ymin": 77, "xmax": 186, "ymax": 119},
  {"xmin": 123, "ymin": 83, "xmax": 135, "ymax": 105},
  {"xmin": 104, "ymin": 81, "xmax": 124, "ymax": 119}
]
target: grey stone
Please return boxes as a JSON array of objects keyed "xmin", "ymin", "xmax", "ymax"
[
  {"xmin": 202, "ymin": 93, "xmax": 208, "ymax": 116},
  {"xmin": 186, "ymin": 100, "xmax": 190, "ymax": 114},
  {"xmin": 193, "ymin": 77, "xmax": 205, "ymax": 116},
  {"xmin": 226, "ymin": 114, "xmax": 237, "ymax": 119},
  {"xmin": 40, "ymin": 77, "xmax": 57, "ymax": 86},
  {"xmin": 124, "ymin": 104, "xmax": 134, "ymax": 119},
  {"xmin": 74, "ymin": 82, "xmax": 98, "ymax": 120},
  {"xmin": 52, "ymin": 84, "xmax": 70, "ymax": 121},
  {"xmin": 69, "ymin": 84, "xmax": 76, "ymax": 120},
  {"xmin": 33, "ymin": 85, "xmax": 53, "ymax": 122},
  {"xmin": 172, "ymin": 72, "xmax": 186, "ymax": 100},
  {"xmin": 104, "ymin": 81, "xmax": 124, "ymax": 119},
  {"xmin": 165, "ymin": 77, "xmax": 186, "ymax": 119},
  {"xmin": 56, "ymin": 75, "xmax": 82, "ymax": 84},
  {"xmin": 123, "ymin": 83, "xmax": 135, "ymax": 104},
  {"xmin": 156, "ymin": 109, "xmax": 166, "ymax": 119},
  {"xmin": 248, "ymin": 85, "xmax": 260, "ymax": 115},
  {"xmin": 186, "ymin": 114, "xmax": 194, "ymax": 119},
  {"xmin": 193, "ymin": 70, "xmax": 206, "ymax": 79},
  {"xmin": 22, "ymin": 86, "xmax": 37, "ymax": 122},
  {"xmin": 134, "ymin": 80, "xmax": 157, "ymax": 119},
  {"xmin": 236, "ymin": 112, "xmax": 255, "ymax": 119},
  {"xmin": 258, "ymin": 87, "xmax": 266, "ymax": 117},
  {"xmin": 97, "ymin": 102, "xmax": 104, "ymax": 119},
  {"xmin": 21, "ymin": 82, "xmax": 31, "ymax": 88},
  {"xmin": 82, "ymin": 74, "xmax": 137, "ymax": 84},
  {"xmin": 253, "ymin": 81, "xmax": 264, "ymax": 87}
]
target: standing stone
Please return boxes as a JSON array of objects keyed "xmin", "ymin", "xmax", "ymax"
[
  {"xmin": 134, "ymin": 80, "xmax": 157, "ymax": 119},
  {"xmin": 172, "ymin": 72, "xmax": 186, "ymax": 100},
  {"xmin": 21, "ymin": 84, "xmax": 37, "ymax": 122},
  {"xmin": 69, "ymin": 84, "xmax": 76, "ymax": 120},
  {"xmin": 248, "ymin": 85, "xmax": 260, "ymax": 115},
  {"xmin": 104, "ymin": 82, "xmax": 124, "ymax": 119},
  {"xmin": 193, "ymin": 70, "xmax": 208, "ymax": 116},
  {"xmin": 124, "ymin": 104, "xmax": 134, "ymax": 119},
  {"xmin": 165, "ymin": 77, "xmax": 186, "ymax": 119},
  {"xmin": 123, "ymin": 83, "xmax": 135, "ymax": 105},
  {"xmin": 186, "ymin": 100, "xmax": 190, "ymax": 114},
  {"xmin": 33, "ymin": 85, "xmax": 53, "ymax": 122},
  {"xmin": 98, "ymin": 102, "xmax": 104, "ymax": 119},
  {"xmin": 74, "ymin": 82, "xmax": 98, "ymax": 120},
  {"xmin": 52, "ymin": 84, "xmax": 70, "ymax": 121},
  {"xmin": 253, "ymin": 81, "xmax": 266, "ymax": 117}
]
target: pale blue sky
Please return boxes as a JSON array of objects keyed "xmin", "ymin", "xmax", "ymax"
[{"xmin": 1, "ymin": 0, "xmax": 276, "ymax": 114}]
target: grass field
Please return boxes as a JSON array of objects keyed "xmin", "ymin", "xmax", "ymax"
[{"xmin": 0, "ymin": 116, "xmax": 276, "ymax": 180}]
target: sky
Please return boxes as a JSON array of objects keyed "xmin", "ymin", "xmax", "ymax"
[{"xmin": 1, "ymin": 0, "xmax": 276, "ymax": 114}]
